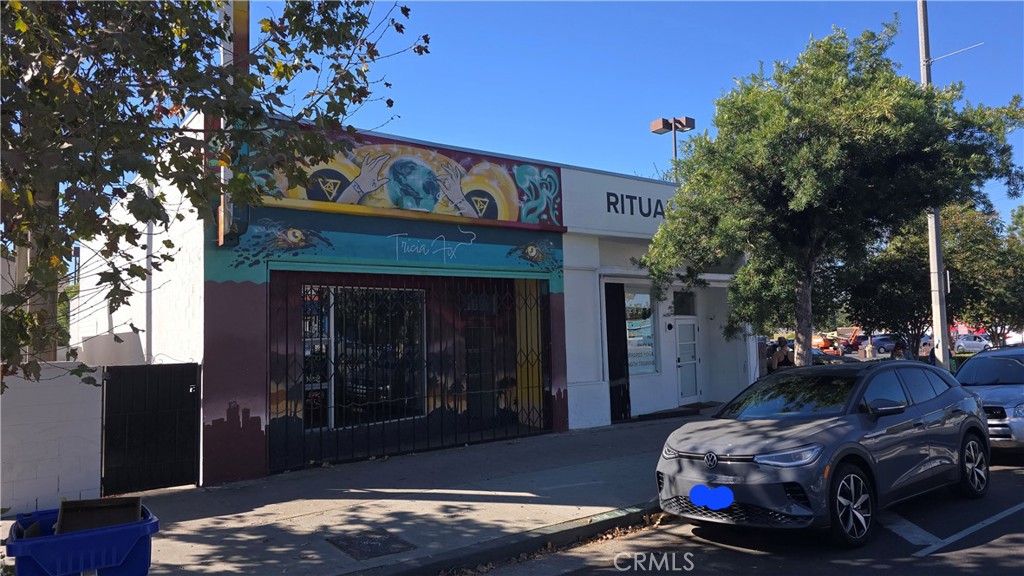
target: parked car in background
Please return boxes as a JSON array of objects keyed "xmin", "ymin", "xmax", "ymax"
[
  {"xmin": 812, "ymin": 348, "xmax": 860, "ymax": 365},
  {"xmin": 844, "ymin": 335, "xmax": 869, "ymax": 352},
  {"xmin": 766, "ymin": 342, "xmax": 861, "ymax": 365},
  {"xmin": 845, "ymin": 334, "xmax": 903, "ymax": 354},
  {"xmin": 954, "ymin": 346, "xmax": 1024, "ymax": 451},
  {"xmin": 868, "ymin": 335, "xmax": 902, "ymax": 354},
  {"xmin": 656, "ymin": 362, "xmax": 989, "ymax": 547},
  {"xmin": 955, "ymin": 334, "xmax": 992, "ymax": 353}
]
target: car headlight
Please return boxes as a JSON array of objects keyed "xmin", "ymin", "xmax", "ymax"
[
  {"xmin": 1014, "ymin": 403, "xmax": 1024, "ymax": 419},
  {"xmin": 662, "ymin": 445, "xmax": 683, "ymax": 459},
  {"xmin": 753, "ymin": 444, "xmax": 823, "ymax": 468}
]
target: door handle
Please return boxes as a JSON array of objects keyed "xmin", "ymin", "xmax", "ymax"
[{"xmin": 913, "ymin": 421, "xmax": 924, "ymax": 427}]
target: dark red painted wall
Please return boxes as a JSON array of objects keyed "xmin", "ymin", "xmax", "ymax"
[
  {"xmin": 550, "ymin": 292, "xmax": 568, "ymax": 432},
  {"xmin": 202, "ymin": 281, "xmax": 268, "ymax": 484}
]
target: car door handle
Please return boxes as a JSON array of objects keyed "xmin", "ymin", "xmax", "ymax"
[{"xmin": 914, "ymin": 421, "xmax": 925, "ymax": 427}]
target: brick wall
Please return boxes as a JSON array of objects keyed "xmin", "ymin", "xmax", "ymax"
[{"xmin": 1, "ymin": 363, "xmax": 102, "ymax": 514}]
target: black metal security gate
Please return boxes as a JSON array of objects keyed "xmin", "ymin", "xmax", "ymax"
[
  {"xmin": 269, "ymin": 271, "xmax": 553, "ymax": 472},
  {"xmin": 605, "ymin": 283, "xmax": 631, "ymax": 422},
  {"xmin": 102, "ymin": 363, "xmax": 200, "ymax": 495}
]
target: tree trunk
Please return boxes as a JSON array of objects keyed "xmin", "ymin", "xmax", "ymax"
[
  {"xmin": 17, "ymin": 186, "xmax": 60, "ymax": 362},
  {"xmin": 794, "ymin": 267, "xmax": 814, "ymax": 366}
]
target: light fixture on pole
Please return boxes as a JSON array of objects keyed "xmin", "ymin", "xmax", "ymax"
[{"xmin": 650, "ymin": 116, "xmax": 696, "ymax": 163}]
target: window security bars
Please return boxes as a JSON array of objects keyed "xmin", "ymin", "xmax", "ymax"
[{"xmin": 269, "ymin": 272, "xmax": 552, "ymax": 471}]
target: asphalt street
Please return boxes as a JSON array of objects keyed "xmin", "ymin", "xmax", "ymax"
[{"xmin": 481, "ymin": 452, "xmax": 1024, "ymax": 576}]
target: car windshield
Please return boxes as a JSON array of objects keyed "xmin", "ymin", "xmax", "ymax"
[
  {"xmin": 716, "ymin": 372, "xmax": 858, "ymax": 420},
  {"xmin": 956, "ymin": 356, "xmax": 1024, "ymax": 386}
]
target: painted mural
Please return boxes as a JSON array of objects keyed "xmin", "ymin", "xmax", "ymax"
[
  {"xmin": 211, "ymin": 207, "xmax": 565, "ymax": 291},
  {"xmin": 204, "ymin": 133, "xmax": 569, "ymax": 483},
  {"xmin": 272, "ymin": 134, "xmax": 563, "ymax": 229}
]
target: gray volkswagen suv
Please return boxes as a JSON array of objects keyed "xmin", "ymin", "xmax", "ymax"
[{"xmin": 656, "ymin": 362, "xmax": 989, "ymax": 547}]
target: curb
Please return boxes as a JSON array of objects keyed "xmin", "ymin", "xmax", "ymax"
[
  {"xmin": 347, "ymin": 499, "xmax": 663, "ymax": 576},
  {"xmin": 632, "ymin": 407, "xmax": 700, "ymax": 422}
]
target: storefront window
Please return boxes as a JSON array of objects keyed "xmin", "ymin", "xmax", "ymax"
[
  {"xmin": 625, "ymin": 287, "xmax": 656, "ymax": 375},
  {"xmin": 672, "ymin": 291, "xmax": 696, "ymax": 316}
]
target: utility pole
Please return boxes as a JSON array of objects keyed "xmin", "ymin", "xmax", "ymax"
[{"xmin": 918, "ymin": 0, "xmax": 951, "ymax": 369}]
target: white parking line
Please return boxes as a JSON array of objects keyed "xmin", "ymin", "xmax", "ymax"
[
  {"xmin": 877, "ymin": 511, "xmax": 941, "ymax": 546},
  {"xmin": 911, "ymin": 501, "xmax": 1024, "ymax": 557}
]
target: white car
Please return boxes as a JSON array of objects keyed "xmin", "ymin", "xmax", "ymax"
[{"xmin": 956, "ymin": 334, "xmax": 992, "ymax": 353}]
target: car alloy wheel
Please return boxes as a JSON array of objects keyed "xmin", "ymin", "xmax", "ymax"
[
  {"xmin": 956, "ymin": 434, "xmax": 989, "ymax": 498},
  {"xmin": 877, "ymin": 346, "xmax": 887, "ymax": 354},
  {"xmin": 957, "ymin": 346, "xmax": 965, "ymax": 353},
  {"xmin": 830, "ymin": 463, "xmax": 874, "ymax": 547}
]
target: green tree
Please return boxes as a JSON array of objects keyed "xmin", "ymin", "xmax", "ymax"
[
  {"xmin": 844, "ymin": 203, "xmax": 999, "ymax": 353},
  {"xmin": 638, "ymin": 21, "xmax": 1023, "ymax": 365},
  {"xmin": 1, "ymin": 0, "xmax": 428, "ymax": 380},
  {"xmin": 1008, "ymin": 205, "xmax": 1024, "ymax": 245},
  {"xmin": 846, "ymin": 251, "xmax": 931, "ymax": 355},
  {"xmin": 952, "ymin": 206, "xmax": 1024, "ymax": 346}
]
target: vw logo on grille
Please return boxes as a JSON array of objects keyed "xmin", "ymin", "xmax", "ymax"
[{"xmin": 704, "ymin": 452, "xmax": 719, "ymax": 469}]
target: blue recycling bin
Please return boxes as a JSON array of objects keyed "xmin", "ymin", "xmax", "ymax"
[{"xmin": 5, "ymin": 505, "xmax": 159, "ymax": 576}]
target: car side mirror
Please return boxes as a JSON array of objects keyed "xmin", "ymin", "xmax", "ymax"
[{"xmin": 867, "ymin": 398, "xmax": 907, "ymax": 419}]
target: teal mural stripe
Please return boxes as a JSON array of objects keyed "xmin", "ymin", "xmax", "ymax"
[
  {"xmin": 266, "ymin": 260, "xmax": 553, "ymax": 279},
  {"xmin": 206, "ymin": 207, "xmax": 563, "ymax": 289}
]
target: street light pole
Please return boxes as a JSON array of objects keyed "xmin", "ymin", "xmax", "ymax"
[
  {"xmin": 672, "ymin": 121, "xmax": 678, "ymax": 164},
  {"xmin": 918, "ymin": 0, "xmax": 950, "ymax": 369},
  {"xmin": 650, "ymin": 117, "xmax": 696, "ymax": 181}
]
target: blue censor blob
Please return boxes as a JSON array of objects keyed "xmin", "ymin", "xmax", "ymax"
[{"xmin": 689, "ymin": 484, "xmax": 735, "ymax": 511}]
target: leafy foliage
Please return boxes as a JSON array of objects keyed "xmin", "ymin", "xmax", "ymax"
[
  {"xmin": 844, "ymin": 203, "xmax": 1001, "ymax": 351},
  {"xmin": 949, "ymin": 206, "xmax": 1024, "ymax": 345},
  {"xmin": 638, "ymin": 21, "xmax": 1022, "ymax": 365},
  {"xmin": 1, "ymin": 0, "xmax": 428, "ymax": 380},
  {"xmin": 1008, "ymin": 205, "xmax": 1024, "ymax": 245}
]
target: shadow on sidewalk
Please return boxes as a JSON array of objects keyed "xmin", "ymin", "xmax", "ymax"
[{"xmin": 140, "ymin": 417, "xmax": 696, "ymax": 575}]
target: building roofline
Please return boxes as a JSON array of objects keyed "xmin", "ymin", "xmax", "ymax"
[
  {"xmin": 172, "ymin": 111, "xmax": 678, "ymax": 188},
  {"xmin": 356, "ymin": 127, "xmax": 678, "ymax": 188}
]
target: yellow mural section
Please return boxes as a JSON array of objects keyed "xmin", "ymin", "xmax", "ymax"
[
  {"xmin": 515, "ymin": 279, "xmax": 544, "ymax": 426},
  {"xmin": 278, "ymin": 143, "xmax": 521, "ymax": 223}
]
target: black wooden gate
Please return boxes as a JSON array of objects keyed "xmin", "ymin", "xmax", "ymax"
[{"xmin": 102, "ymin": 364, "xmax": 200, "ymax": 495}]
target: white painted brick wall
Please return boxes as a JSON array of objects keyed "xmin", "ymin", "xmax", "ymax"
[
  {"xmin": 1, "ymin": 363, "xmax": 102, "ymax": 514},
  {"xmin": 148, "ymin": 205, "xmax": 204, "ymax": 365},
  {"xmin": 71, "ymin": 113, "xmax": 205, "ymax": 365}
]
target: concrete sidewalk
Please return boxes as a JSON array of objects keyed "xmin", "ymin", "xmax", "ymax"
[{"xmin": 133, "ymin": 414, "xmax": 703, "ymax": 575}]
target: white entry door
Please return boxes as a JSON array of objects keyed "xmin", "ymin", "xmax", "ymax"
[{"xmin": 675, "ymin": 318, "xmax": 699, "ymax": 403}]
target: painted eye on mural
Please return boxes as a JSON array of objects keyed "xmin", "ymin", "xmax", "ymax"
[
  {"xmin": 508, "ymin": 241, "xmax": 551, "ymax": 265},
  {"xmin": 286, "ymin": 229, "xmax": 304, "ymax": 244}
]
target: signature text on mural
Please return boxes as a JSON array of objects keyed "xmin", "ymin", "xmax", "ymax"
[{"xmin": 388, "ymin": 227, "xmax": 477, "ymax": 264}]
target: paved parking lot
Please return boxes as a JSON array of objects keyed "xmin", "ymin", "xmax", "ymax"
[{"xmin": 485, "ymin": 452, "xmax": 1024, "ymax": 575}]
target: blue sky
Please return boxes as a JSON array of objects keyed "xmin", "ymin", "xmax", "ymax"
[{"xmin": 254, "ymin": 1, "xmax": 1024, "ymax": 222}]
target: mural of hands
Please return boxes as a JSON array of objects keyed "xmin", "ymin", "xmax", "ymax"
[
  {"xmin": 338, "ymin": 153, "xmax": 391, "ymax": 204},
  {"xmin": 438, "ymin": 162, "xmax": 479, "ymax": 218}
]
